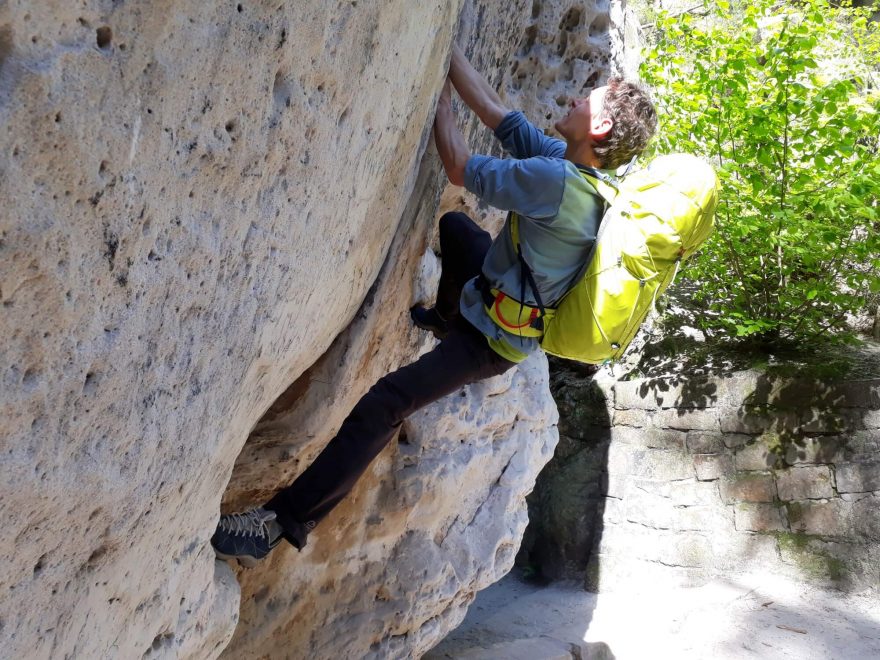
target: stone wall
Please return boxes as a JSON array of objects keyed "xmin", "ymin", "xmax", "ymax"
[{"xmin": 523, "ymin": 364, "xmax": 880, "ymax": 592}]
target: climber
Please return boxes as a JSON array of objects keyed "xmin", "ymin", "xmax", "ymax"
[{"xmin": 211, "ymin": 44, "xmax": 657, "ymax": 566}]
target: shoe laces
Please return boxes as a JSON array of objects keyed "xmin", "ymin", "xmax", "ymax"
[{"xmin": 218, "ymin": 507, "xmax": 277, "ymax": 539}]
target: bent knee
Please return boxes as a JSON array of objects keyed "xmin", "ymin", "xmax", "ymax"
[{"xmin": 439, "ymin": 211, "xmax": 475, "ymax": 239}]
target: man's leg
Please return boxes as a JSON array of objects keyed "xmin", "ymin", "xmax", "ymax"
[
  {"xmin": 413, "ymin": 211, "xmax": 491, "ymax": 336},
  {"xmin": 266, "ymin": 319, "xmax": 514, "ymax": 548},
  {"xmin": 434, "ymin": 211, "xmax": 492, "ymax": 322},
  {"xmin": 212, "ymin": 210, "xmax": 502, "ymax": 562}
]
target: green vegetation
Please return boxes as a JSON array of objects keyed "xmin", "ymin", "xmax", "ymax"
[
  {"xmin": 764, "ymin": 432, "xmax": 786, "ymax": 465},
  {"xmin": 775, "ymin": 531, "xmax": 847, "ymax": 582},
  {"xmin": 640, "ymin": 0, "xmax": 880, "ymax": 348}
]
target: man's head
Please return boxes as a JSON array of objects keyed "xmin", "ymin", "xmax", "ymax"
[{"xmin": 555, "ymin": 78, "xmax": 657, "ymax": 169}]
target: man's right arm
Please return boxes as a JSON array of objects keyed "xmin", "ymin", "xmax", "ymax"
[
  {"xmin": 464, "ymin": 155, "xmax": 566, "ymax": 220},
  {"xmin": 448, "ymin": 44, "xmax": 510, "ymax": 131},
  {"xmin": 449, "ymin": 45, "xmax": 566, "ymax": 160}
]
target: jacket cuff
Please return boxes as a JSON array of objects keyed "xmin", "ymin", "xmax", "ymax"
[
  {"xmin": 493, "ymin": 110, "xmax": 525, "ymax": 142},
  {"xmin": 463, "ymin": 154, "xmax": 493, "ymax": 197}
]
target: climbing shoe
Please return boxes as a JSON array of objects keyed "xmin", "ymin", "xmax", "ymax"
[
  {"xmin": 211, "ymin": 506, "xmax": 284, "ymax": 568},
  {"xmin": 410, "ymin": 305, "xmax": 449, "ymax": 340}
]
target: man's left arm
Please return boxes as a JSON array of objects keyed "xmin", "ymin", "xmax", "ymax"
[
  {"xmin": 434, "ymin": 78, "xmax": 470, "ymax": 186},
  {"xmin": 465, "ymin": 155, "xmax": 566, "ymax": 220},
  {"xmin": 495, "ymin": 112, "xmax": 567, "ymax": 161}
]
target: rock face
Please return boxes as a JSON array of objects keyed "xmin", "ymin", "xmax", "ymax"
[
  {"xmin": 523, "ymin": 363, "xmax": 880, "ymax": 592},
  {"xmin": 503, "ymin": 0, "xmax": 627, "ymax": 116},
  {"xmin": 442, "ymin": 0, "xmax": 632, "ymax": 226},
  {"xmin": 226, "ymin": 354, "xmax": 557, "ymax": 659},
  {"xmin": 0, "ymin": 0, "xmax": 620, "ymax": 657},
  {"xmin": 220, "ymin": 0, "xmax": 625, "ymax": 656},
  {"xmin": 2, "ymin": 1, "xmax": 458, "ymax": 657}
]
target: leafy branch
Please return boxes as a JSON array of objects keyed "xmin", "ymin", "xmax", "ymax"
[{"xmin": 640, "ymin": 0, "xmax": 880, "ymax": 347}]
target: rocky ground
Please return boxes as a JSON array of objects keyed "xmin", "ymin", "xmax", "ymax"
[{"xmin": 425, "ymin": 568, "xmax": 880, "ymax": 659}]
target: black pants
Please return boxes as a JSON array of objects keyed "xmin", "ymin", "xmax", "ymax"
[{"xmin": 267, "ymin": 212, "xmax": 515, "ymax": 548}]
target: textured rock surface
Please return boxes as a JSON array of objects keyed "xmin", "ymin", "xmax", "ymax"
[
  {"xmin": 0, "ymin": 1, "xmax": 465, "ymax": 657},
  {"xmin": 441, "ymin": 0, "xmax": 628, "ymax": 226},
  {"xmin": 0, "ymin": 0, "xmax": 624, "ymax": 656},
  {"xmin": 503, "ymin": 0, "xmax": 624, "ymax": 121},
  {"xmin": 220, "ymin": 0, "xmax": 622, "ymax": 657},
  {"xmin": 521, "ymin": 364, "xmax": 880, "ymax": 592},
  {"xmin": 225, "ymin": 354, "xmax": 557, "ymax": 659}
]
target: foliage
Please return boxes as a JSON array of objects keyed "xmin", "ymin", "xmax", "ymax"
[{"xmin": 640, "ymin": 0, "xmax": 880, "ymax": 346}]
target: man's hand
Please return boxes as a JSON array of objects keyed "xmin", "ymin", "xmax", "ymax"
[
  {"xmin": 448, "ymin": 44, "xmax": 510, "ymax": 131},
  {"xmin": 434, "ymin": 76, "xmax": 469, "ymax": 186}
]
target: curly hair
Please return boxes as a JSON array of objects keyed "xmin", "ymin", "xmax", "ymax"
[{"xmin": 592, "ymin": 78, "xmax": 658, "ymax": 169}]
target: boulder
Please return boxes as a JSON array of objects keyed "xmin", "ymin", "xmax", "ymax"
[
  {"xmin": 0, "ymin": 1, "xmax": 460, "ymax": 656},
  {"xmin": 1, "ymin": 0, "xmax": 622, "ymax": 656},
  {"xmin": 225, "ymin": 353, "xmax": 557, "ymax": 659}
]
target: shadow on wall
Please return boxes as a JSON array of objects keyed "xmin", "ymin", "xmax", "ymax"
[
  {"xmin": 517, "ymin": 360, "xmax": 612, "ymax": 581},
  {"xmin": 603, "ymin": 343, "xmax": 880, "ymax": 592},
  {"xmin": 519, "ymin": 333, "xmax": 880, "ymax": 594}
]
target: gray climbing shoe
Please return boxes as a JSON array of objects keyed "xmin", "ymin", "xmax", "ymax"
[{"xmin": 211, "ymin": 506, "xmax": 284, "ymax": 568}]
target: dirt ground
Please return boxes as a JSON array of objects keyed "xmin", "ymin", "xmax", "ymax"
[{"xmin": 425, "ymin": 568, "xmax": 880, "ymax": 659}]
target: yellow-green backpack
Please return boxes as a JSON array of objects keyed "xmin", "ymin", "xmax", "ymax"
[{"xmin": 495, "ymin": 154, "xmax": 719, "ymax": 364}]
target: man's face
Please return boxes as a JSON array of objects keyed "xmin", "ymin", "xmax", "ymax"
[{"xmin": 554, "ymin": 85, "xmax": 611, "ymax": 143}]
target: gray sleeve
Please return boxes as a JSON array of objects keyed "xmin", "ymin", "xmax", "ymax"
[{"xmin": 463, "ymin": 154, "xmax": 566, "ymax": 220}]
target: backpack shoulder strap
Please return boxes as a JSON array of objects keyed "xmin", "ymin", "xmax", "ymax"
[
  {"xmin": 549, "ymin": 167, "xmax": 620, "ymax": 306},
  {"xmin": 510, "ymin": 211, "xmax": 521, "ymax": 250},
  {"xmin": 577, "ymin": 166, "xmax": 619, "ymax": 205},
  {"xmin": 508, "ymin": 212, "xmax": 547, "ymax": 325}
]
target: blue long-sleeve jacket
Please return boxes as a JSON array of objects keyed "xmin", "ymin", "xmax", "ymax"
[{"xmin": 459, "ymin": 111, "xmax": 606, "ymax": 362}]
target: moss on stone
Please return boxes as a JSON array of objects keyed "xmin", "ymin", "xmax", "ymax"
[
  {"xmin": 774, "ymin": 531, "xmax": 848, "ymax": 583},
  {"xmin": 826, "ymin": 556, "xmax": 847, "ymax": 582},
  {"xmin": 763, "ymin": 432, "xmax": 788, "ymax": 465},
  {"xmin": 785, "ymin": 502, "xmax": 804, "ymax": 523},
  {"xmin": 776, "ymin": 530, "xmax": 812, "ymax": 550},
  {"xmin": 584, "ymin": 558, "xmax": 601, "ymax": 592}
]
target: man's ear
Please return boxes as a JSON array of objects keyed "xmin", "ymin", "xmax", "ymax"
[{"xmin": 590, "ymin": 115, "xmax": 613, "ymax": 142}]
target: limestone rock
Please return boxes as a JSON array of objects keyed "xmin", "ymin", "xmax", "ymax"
[
  {"xmin": 222, "ymin": 354, "xmax": 558, "ymax": 659},
  {"xmin": 1, "ymin": 0, "xmax": 619, "ymax": 656},
  {"xmin": 503, "ymin": 0, "xmax": 622, "ymax": 126},
  {"xmin": 0, "ymin": 1, "xmax": 470, "ymax": 657}
]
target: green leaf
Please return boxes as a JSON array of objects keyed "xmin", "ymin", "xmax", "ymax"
[{"xmin": 640, "ymin": 0, "xmax": 880, "ymax": 347}]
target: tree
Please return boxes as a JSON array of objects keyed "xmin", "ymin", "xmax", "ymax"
[{"xmin": 641, "ymin": 0, "xmax": 880, "ymax": 346}]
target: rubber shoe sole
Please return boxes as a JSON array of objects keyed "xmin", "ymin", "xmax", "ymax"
[{"xmin": 214, "ymin": 548, "xmax": 261, "ymax": 569}]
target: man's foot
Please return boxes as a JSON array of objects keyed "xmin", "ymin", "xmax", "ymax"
[
  {"xmin": 410, "ymin": 305, "xmax": 449, "ymax": 339},
  {"xmin": 211, "ymin": 507, "xmax": 284, "ymax": 568}
]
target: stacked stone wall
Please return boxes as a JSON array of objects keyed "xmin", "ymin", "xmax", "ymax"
[{"xmin": 524, "ymin": 367, "xmax": 880, "ymax": 592}]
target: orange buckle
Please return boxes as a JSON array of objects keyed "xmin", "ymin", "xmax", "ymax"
[{"xmin": 494, "ymin": 292, "xmax": 538, "ymax": 330}]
